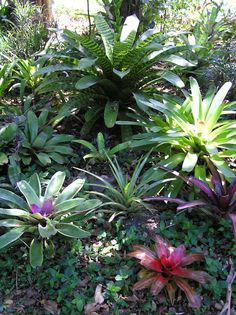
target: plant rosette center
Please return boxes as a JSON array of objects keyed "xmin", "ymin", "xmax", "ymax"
[{"xmin": 31, "ymin": 198, "xmax": 54, "ymax": 217}]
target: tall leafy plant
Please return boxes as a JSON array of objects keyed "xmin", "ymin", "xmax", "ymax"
[
  {"xmin": 131, "ymin": 78, "xmax": 236, "ymax": 179},
  {"xmin": 35, "ymin": 14, "xmax": 195, "ymax": 133},
  {"xmin": 77, "ymin": 153, "xmax": 168, "ymax": 216}
]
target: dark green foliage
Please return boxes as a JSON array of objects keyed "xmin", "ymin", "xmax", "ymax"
[
  {"xmin": 0, "ymin": 0, "xmax": 235, "ymax": 313},
  {"xmin": 36, "ymin": 13, "xmax": 195, "ymax": 133},
  {"xmin": 0, "ymin": 0, "xmax": 49, "ymax": 63}
]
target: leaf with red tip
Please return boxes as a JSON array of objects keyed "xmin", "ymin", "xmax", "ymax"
[
  {"xmin": 187, "ymin": 177, "xmax": 217, "ymax": 203},
  {"xmin": 177, "ymin": 200, "xmax": 207, "ymax": 211},
  {"xmin": 228, "ymin": 213, "xmax": 236, "ymax": 239},
  {"xmin": 170, "ymin": 267, "xmax": 210, "ymax": 283},
  {"xmin": 154, "ymin": 235, "xmax": 170, "ymax": 258},
  {"xmin": 175, "ymin": 278, "xmax": 201, "ymax": 308},
  {"xmin": 168, "ymin": 245, "xmax": 185, "ymax": 266},
  {"xmin": 128, "ymin": 245, "xmax": 162, "ymax": 272},
  {"xmin": 150, "ymin": 274, "xmax": 168, "ymax": 295},
  {"xmin": 133, "ymin": 274, "xmax": 157, "ymax": 291},
  {"xmin": 181, "ymin": 253, "xmax": 204, "ymax": 266}
]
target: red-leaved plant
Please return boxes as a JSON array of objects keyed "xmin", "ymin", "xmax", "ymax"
[
  {"xmin": 144, "ymin": 163, "xmax": 236, "ymax": 238},
  {"xmin": 128, "ymin": 236, "xmax": 210, "ymax": 308}
]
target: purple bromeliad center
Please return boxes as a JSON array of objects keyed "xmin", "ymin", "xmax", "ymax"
[{"xmin": 31, "ymin": 198, "xmax": 54, "ymax": 217}]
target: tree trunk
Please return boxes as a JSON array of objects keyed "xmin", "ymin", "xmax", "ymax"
[
  {"xmin": 120, "ymin": 0, "xmax": 141, "ymax": 21},
  {"xmin": 31, "ymin": 0, "xmax": 53, "ymax": 22}
]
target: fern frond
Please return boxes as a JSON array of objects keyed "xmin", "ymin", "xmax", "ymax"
[
  {"xmin": 112, "ymin": 40, "xmax": 131, "ymax": 67},
  {"xmin": 78, "ymin": 35, "xmax": 113, "ymax": 75},
  {"xmin": 95, "ymin": 14, "xmax": 114, "ymax": 62},
  {"xmin": 135, "ymin": 31, "xmax": 164, "ymax": 49}
]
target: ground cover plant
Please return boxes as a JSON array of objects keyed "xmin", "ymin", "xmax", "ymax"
[{"xmin": 0, "ymin": 0, "xmax": 236, "ymax": 314}]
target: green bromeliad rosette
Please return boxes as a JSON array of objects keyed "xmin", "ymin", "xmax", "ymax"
[{"xmin": 0, "ymin": 172, "xmax": 101, "ymax": 267}]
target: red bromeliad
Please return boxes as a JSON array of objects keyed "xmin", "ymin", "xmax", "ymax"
[{"xmin": 128, "ymin": 236, "xmax": 210, "ymax": 308}]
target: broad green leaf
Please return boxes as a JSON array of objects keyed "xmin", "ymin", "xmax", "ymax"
[
  {"xmin": 211, "ymin": 155, "xmax": 235, "ymax": 178},
  {"xmin": 46, "ymin": 135, "xmax": 74, "ymax": 146},
  {"xmin": 97, "ymin": 132, "xmax": 105, "ymax": 154},
  {"xmin": 163, "ymin": 55, "xmax": 195, "ymax": 67},
  {"xmin": 17, "ymin": 180, "xmax": 41, "ymax": 207},
  {"xmin": 36, "ymin": 152, "xmax": 51, "ymax": 165},
  {"xmin": 34, "ymin": 64, "xmax": 82, "ymax": 76},
  {"xmin": 182, "ymin": 152, "xmax": 198, "ymax": 172},
  {"xmin": 206, "ymin": 82, "xmax": 232, "ymax": 132},
  {"xmin": 95, "ymin": 15, "xmax": 114, "ymax": 61},
  {"xmin": 0, "ymin": 189, "xmax": 27, "ymax": 209},
  {"xmin": 104, "ymin": 101, "xmax": 119, "ymax": 128},
  {"xmin": 0, "ymin": 207, "xmax": 30, "ymax": 217},
  {"xmin": 8, "ymin": 156, "xmax": 21, "ymax": 187},
  {"xmin": 75, "ymin": 75, "xmax": 100, "ymax": 90},
  {"xmin": 32, "ymin": 132, "xmax": 48, "ymax": 148},
  {"xmin": 0, "ymin": 219, "xmax": 26, "ymax": 227},
  {"xmin": 74, "ymin": 140, "xmax": 97, "ymax": 153},
  {"xmin": 54, "ymin": 198, "xmax": 85, "ymax": 212},
  {"xmin": 54, "ymin": 199, "xmax": 102, "ymax": 217},
  {"xmin": 109, "ymin": 141, "xmax": 130, "ymax": 155},
  {"xmin": 48, "ymin": 152, "xmax": 65, "ymax": 164},
  {"xmin": 0, "ymin": 122, "xmax": 17, "ymax": 142},
  {"xmin": 201, "ymin": 86, "xmax": 216, "ymax": 120},
  {"xmin": 0, "ymin": 152, "xmax": 8, "ymax": 165},
  {"xmin": 158, "ymin": 153, "xmax": 185, "ymax": 169},
  {"xmin": 30, "ymin": 238, "xmax": 43, "ymax": 268},
  {"xmin": 56, "ymin": 223, "xmax": 90, "ymax": 238},
  {"xmin": 190, "ymin": 77, "xmax": 202, "ymax": 122},
  {"xmin": 55, "ymin": 178, "xmax": 85, "ymax": 205},
  {"xmin": 0, "ymin": 227, "xmax": 26, "ymax": 250},
  {"xmin": 219, "ymin": 150, "xmax": 236, "ymax": 157},
  {"xmin": 38, "ymin": 109, "xmax": 49, "ymax": 126},
  {"xmin": 44, "ymin": 172, "xmax": 65, "ymax": 199},
  {"xmin": 161, "ymin": 71, "xmax": 185, "ymax": 88},
  {"xmin": 27, "ymin": 111, "xmax": 38, "ymax": 143},
  {"xmin": 194, "ymin": 164, "xmax": 206, "ymax": 182},
  {"xmin": 44, "ymin": 147, "xmax": 73, "ymax": 157},
  {"xmin": 78, "ymin": 57, "xmax": 97, "ymax": 70},
  {"xmin": 28, "ymin": 174, "xmax": 41, "ymax": 197},
  {"xmin": 44, "ymin": 239, "xmax": 55, "ymax": 258}
]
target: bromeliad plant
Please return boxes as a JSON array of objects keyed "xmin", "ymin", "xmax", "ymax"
[
  {"xmin": 0, "ymin": 172, "xmax": 101, "ymax": 267},
  {"xmin": 132, "ymin": 77, "xmax": 236, "ymax": 179},
  {"xmin": 145, "ymin": 164, "xmax": 236, "ymax": 238},
  {"xmin": 128, "ymin": 235, "xmax": 210, "ymax": 308},
  {"xmin": 35, "ymin": 14, "xmax": 195, "ymax": 132},
  {"xmin": 75, "ymin": 132, "xmax": 129, "ymax": 162},
  {"xmin": 0, "ymin": 121, "xmax": 18, "ymax": 165},
  {"xmin": 18, "ymin": 110, "xmax": 75, "ymax": 166},
  {"xmin": 77, "ymin": 153, "xmax": 169, "ymax": 216}
]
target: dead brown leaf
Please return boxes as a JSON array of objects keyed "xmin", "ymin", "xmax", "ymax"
[
  {"xmin": 41, "ymin": 300, "xmax": 58, "ymax": 315},
  {"xmin": 94, "ymin": 284, "xmax": 104, "ymax": 304}
]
